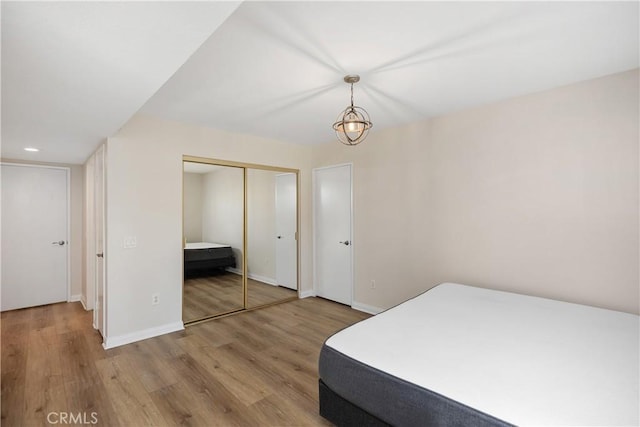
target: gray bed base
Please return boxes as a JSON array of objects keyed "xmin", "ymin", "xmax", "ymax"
[
  {"xmin": 183, "ymin": 246, "xmax": 235, "ymax": 277},
  {"xmin": 319, "ymin": 345, "xmax": 515, "ymax": 427}
]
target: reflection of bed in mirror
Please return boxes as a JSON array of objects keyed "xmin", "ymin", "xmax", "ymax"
[{"xmin": 183, "ymin": 242, "xmax": 236, "ymax": 277}]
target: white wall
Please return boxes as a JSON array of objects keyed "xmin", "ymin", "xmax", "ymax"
[
  {"xmin": 202, "ymin": 167, "xmax": 244, "ymax": 269},
  {"xmin": 69, "ymin": 164, "xmax": 84, "ymax": 302},
  {"xmin": 313, "ymin": 69, "xmax": 639, "ymax": 314},
  {"xmin": 105, "ymin": 114, "xmax": 312, "ymax": 344},
  {"xmin": 183, "ymin": 172, "xmax": 203, "ymax": 243},
  {"xmin": 103, "ymin": 69, "xmax": 637, "ymax": 347}
]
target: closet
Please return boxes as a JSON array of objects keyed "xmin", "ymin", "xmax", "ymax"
[{"xmin": 182, "ymin": 156, "xmax": 298, "ymax": 324}]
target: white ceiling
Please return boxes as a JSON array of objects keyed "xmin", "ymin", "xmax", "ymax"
[
  {"xmin": 1, "ymin": 1, "xmax": 241, "ymax": 163},
  {"xmin": 2, "ymin": 1, "xmax": 638, "ymax": 164}
]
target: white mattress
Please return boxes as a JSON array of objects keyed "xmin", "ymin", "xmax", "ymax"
[
  {"xmin": 325, "ymin": 283, "xmax": 639, "ymax": 426},
  {"xmin": 184, "ymin": 242, "xmax": 230, "ymax": 250}
]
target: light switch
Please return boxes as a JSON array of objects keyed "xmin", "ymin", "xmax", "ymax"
[{"xmin": 124, "ymin": 236, "xmax": 137, "ymax": 248}]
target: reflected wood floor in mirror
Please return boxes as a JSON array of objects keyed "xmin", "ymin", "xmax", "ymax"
[
  {"xmin": 183, "ymin": 271, "xmax": 297, "ymax": 322},
  {"xmin": 1, "ymin": 297, "xmax": 370, "ymax": 426},
  {"xmin": 247, "ymin": 278, "xmax": 297, "ymax": 309},
  {"xmin": 183, "ymin": 272, "xmax": 244, "ymax": 322}
]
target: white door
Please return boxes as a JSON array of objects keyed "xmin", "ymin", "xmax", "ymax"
[
  {"xmin": 1, "ymin": 164, "xmax": 69, "ymax": 311},
  {"xmin": 313, "ymin": 164, "xmax": 352, "ymax": 305},
  {"xmin": 275, "ymin": 173, "xmax": 297, "ymax": 290},
  {"xmin": 94, "ymin": 146, "xmax": 106, "ymax": 337}
]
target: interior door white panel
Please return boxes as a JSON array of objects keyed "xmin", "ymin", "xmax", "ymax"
[
  {"xmin": 1, "ymin": 164, "xmax": 68, "ymax": 311},
  {"xmin": 314, "ymin": 164, "xmax": 352, "ymax": 305}
]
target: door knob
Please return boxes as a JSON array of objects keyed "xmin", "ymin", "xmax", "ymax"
[
  {"xmin": 339, "ymin": 240, "xmax": 350, "ymax": 246},
  {"xmin": 277, "ymin": 236, "xmax": 283, "ymax": 239},
  {"xmin": 52, "ymin": 240, "xmax": 65, "ymax": 245}
]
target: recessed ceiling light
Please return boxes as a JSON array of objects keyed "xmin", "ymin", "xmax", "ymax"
[{"xmin": 24, "ymin": 147, "xmax": 40, "ymax": 152}]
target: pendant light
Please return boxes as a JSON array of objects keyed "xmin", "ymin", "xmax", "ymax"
[{"xmin": 332, "ymin": 75, "xmax": 373, "ymax": 146}]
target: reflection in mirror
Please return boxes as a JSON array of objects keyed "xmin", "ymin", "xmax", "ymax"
[
  {"xmin": 247, "ymin": 169, "xmax": 297, "ymax": 308},
  {"xmin": 183, "ymin": 162, "xmax": 244, "ymax": 322}
]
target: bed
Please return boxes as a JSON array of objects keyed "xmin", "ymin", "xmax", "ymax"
[
  {"xmin": 318, "ymin": 283, "xmax": 639, "ymax": 427},
  {"xmin": 183, "ymin": 242, "xmax": 236, "ymax": 277}
]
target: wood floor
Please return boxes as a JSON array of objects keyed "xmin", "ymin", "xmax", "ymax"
[
  {"xmin": 1, "ymin": 297, "xmax": 369, "ymax": 426},
  {"xmin": 183, "ymin": 272, "xmax": 298, "ymax": 322}
]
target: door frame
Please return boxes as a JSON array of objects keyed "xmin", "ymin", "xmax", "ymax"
[
  {"xmin": 312, "ymin": 163, "xmax": 354, "ymax": 305},
  {"xmin": 1, "ymin": 162, "xmax": 72, "ymax": 303},
  {"xmin": 84, "ymin": 154, "xmax": 96, "ymax": 312}
]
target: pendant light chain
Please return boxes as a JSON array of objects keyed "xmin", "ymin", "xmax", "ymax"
[{"xmin": 350, "ymin": 83, "xmax": 354, "ymax": 108}]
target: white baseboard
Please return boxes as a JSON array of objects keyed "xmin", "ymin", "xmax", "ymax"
[
  {"xmin": 248, "ymin": 272, "xmax": 277, "ymax": 286},
  {"xmin": 71, "ymin": 294, "xmax": 92, "ymax": 311},
  {"xmin": 351, "ymin": 301, "xmax": 384, "ymax": 315},
  {"xmin": 299, "ymin": 289, "xmax": 316, "ymax": 299},
  {"xmin": 103, "ymin": 321, "xmax": 184, "ymax": 350},
  {"xmin": 227, "ymin": 268, "xmax": 278, "ymax": 286}
]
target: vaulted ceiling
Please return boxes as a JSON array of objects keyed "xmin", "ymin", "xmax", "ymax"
[{"xmin": 2, "ymin": 1, "xmax": 638, "ymax": 164}]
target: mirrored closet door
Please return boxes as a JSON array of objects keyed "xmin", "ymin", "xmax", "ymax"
[
  {"xmin": 182, "ymin": 156, "xmax": 299, "ymax": 325},
  {"xmin": 182, "ymin": 162, "xmax": 244, "ymax": 322}
]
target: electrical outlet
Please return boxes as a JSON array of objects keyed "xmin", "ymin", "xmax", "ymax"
[
  {"xmin": 152, "ymin": 294, "xmax": 159, "ymax": 305},
  {"xmin": 371, "ymin": 280, "xmax": 376, "ymax": 289}
]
